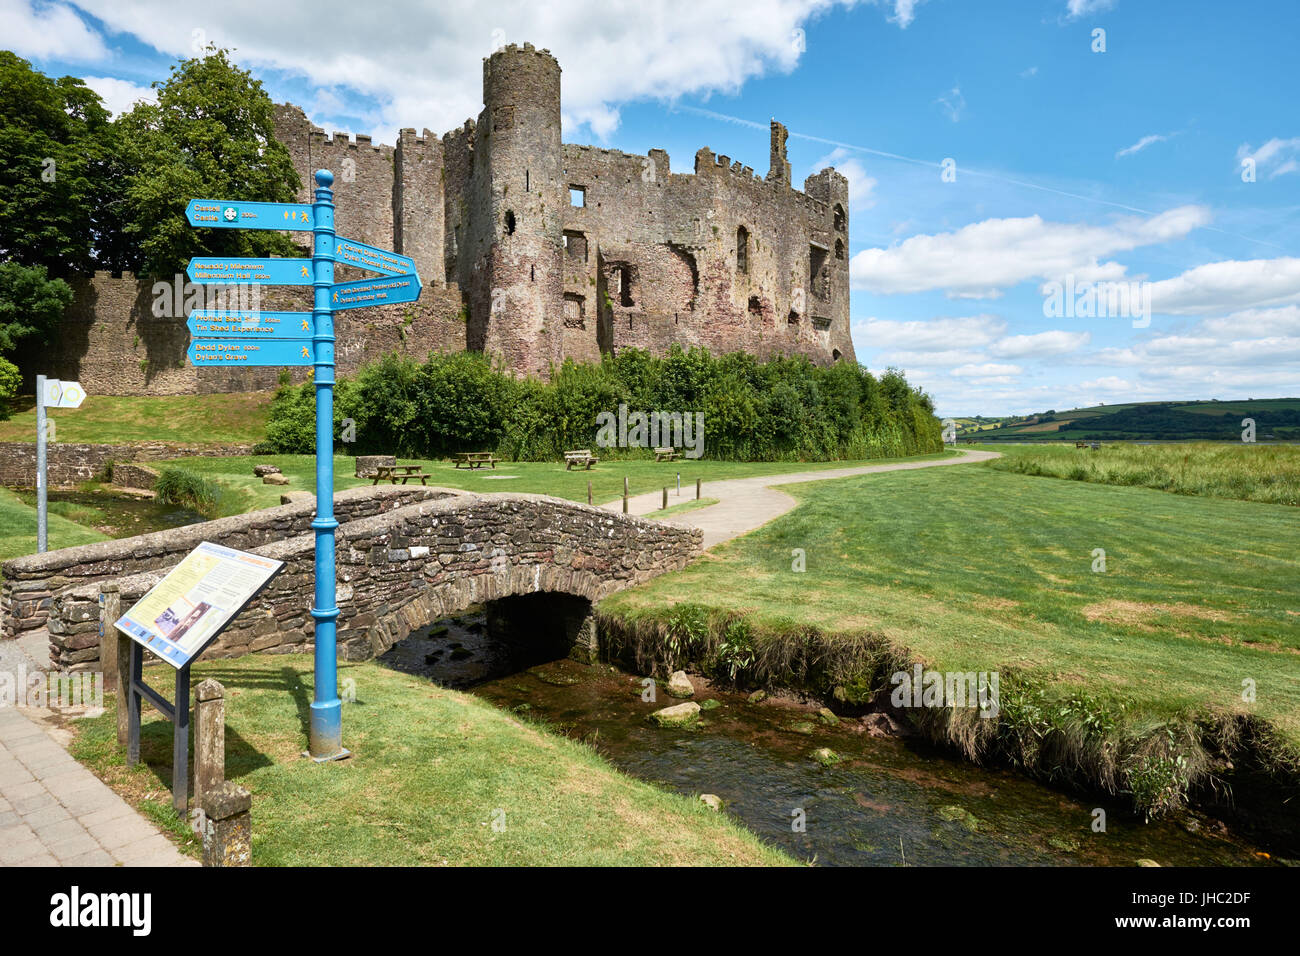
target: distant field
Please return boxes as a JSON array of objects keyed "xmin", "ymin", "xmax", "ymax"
[
  {"xmin": 0, "ymin": 392, "xmax": 273, "ymax": 445},
  {"xmin": 982, "ymin": 442, "xmax": 1300, "ymax": 506},
  {"xmin": 967, "ymin": 398, "xmax": 1300, "ymax": 442}
]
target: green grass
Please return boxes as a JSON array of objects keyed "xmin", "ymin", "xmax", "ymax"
[
  {"xmin": 68, "ymin": 656, "xmax": 794, "ymax": 866},
  {"xmin": 982, "ymin": 441, "xmax": 1300, "ymax": 505},
  {"xmin": 597, "ymin": 465, "xmax": 1300, "ymax": 815},
  {"xmin": 645, "ymin": 498, "xmax": 720, "ymax": 519},
  {"xmin": 153, "ymin": 451, "xmax": 960, "ymax": 515},
  {"xmin": 0, "ymin": 487, "xmax": 108, "ymax": 564},
  {"xmin": 0, "ymin": 392, "xmax": 272, "ymax": 445}
]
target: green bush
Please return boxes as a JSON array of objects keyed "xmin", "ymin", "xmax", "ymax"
[
  {"xmin": 259, "ymin": 345, "xmax": 943, "ymax": 463},
  {"xmin": 154, "ymin": 466, "xmax": 223, "ymax": 518},
  {"xmin": 0, "ymin": 355, "xmax": 20, "ymax": 420}
]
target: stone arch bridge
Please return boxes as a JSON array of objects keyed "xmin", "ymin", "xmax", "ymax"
[{"xmin": 0, "ymin": 485, "xmax": 701, "ymax": 671}]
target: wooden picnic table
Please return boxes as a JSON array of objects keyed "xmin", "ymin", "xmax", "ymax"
[
  {"xmin": 372, "ymin": 464, "xmax": 430, "ymax": 485},
  {"xmin": 564, "ymin": 449, "xmax": 599, "ymax": 470},
  {"xmin": 653, "ymin": 446, "xmax": 680, "ymax": 462},
  {"xmin": 453, "ymin": 451, "xmax": 501, "ymax": 469}
]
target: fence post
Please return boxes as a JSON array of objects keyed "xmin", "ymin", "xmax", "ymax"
[
  {"xmin": 587, "ymin": 481, "xmax": 592, "ymax": 506},
  {"xmin": 194, "ymin": 678, "xmax": 226, "ymax": 816},
  {"xmin": 696, "ymin": 478, "xmax": 701, "ymax": 500},
  {"xmin": 98, "ymin": 584, "xmax": 120, "ymax": 693},
  {"xmin": 662, "ymin": 487, "xmax": 668, "ymax": 510},
  {"xmin": 202, "ymin": 781, "xmax": 251, "ymax": 867},
  {"xmin": 622, "ymin": 476, "xmax": 628, "ymax": 514}
]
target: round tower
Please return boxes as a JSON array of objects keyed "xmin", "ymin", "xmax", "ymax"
[{"xmin": 477, "ymin": 43, "xmax": 565, "ymax": 375}]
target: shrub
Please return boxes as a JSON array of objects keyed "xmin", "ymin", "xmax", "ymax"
[{"xmin": 154, "ymin": 466, "xmax": 223, "ymax": 518}]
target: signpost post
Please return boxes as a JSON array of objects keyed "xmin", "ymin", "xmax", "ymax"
[
  {"xmin": 185, "ymin": 170, "xmax": 420, "ymax": 761},
  {"xmin": 34, "ymin": 375, "xmax": 86, "ymax": 553}
]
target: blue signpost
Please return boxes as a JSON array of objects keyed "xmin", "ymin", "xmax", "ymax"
[{"xmin": 186, "ymin": 170, "xmax": 421, "ymax": 761}]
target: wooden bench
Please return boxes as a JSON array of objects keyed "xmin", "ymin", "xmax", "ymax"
[
  {"xmin": 564, "ymin": 449, "xmax": 599, "ymax": 470},
  {"xmin": 653, "ymin": 446, "xmax": 680, "ymax": 462},
  {"xmin": 373, "ymin": 464, "xmax": 429, "ymax": 485},
  {"xmin": 453, "ymin": 451, "xmax": 502, "ymax": 470}
]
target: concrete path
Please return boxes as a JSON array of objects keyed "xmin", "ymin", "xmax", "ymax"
[
  {"xmin": 0, "ymin": 636, "xmax": 196, "ymax": 867},
  {"xmin": 604, "ymin": 449, "xmax": 999, "ymax": 548}
]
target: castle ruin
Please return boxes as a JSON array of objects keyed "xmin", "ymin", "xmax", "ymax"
[{"xmin": 29, "ymin": 43, "xmax": 854, "ymax": 395}]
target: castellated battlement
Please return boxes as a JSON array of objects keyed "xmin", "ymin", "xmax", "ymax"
[{"xmin": 43, "ymin": 46, "xmax": 854, "ymax": 397}]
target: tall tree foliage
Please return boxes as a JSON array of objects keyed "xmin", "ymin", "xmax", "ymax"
[{"xmin": 113, "ymin": 47, "xmax": 301, "ymax": 278}]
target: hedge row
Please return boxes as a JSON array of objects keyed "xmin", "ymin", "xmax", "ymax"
[{"xmin": 257, "ymin": 347, "xmax": 943, "ymax": 462}]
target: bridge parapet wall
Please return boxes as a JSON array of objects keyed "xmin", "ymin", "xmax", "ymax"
[
  {"xmin": 1, "ymin": 484, "xmax": 456, "ymax": 643},
  {"xmin": 44, "ymin": 493, "xmax": 702, "ymax": 670}
]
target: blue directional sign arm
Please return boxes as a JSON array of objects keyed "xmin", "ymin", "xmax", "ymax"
[
  {"xmin": 187, "ymin": 199, "xmax": 314, "ymax": 231},
  {"xmin": 186, "ymin": 258, "xmax": 314, "ymax": 285}
]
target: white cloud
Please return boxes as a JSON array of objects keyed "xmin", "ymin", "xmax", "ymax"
[
  {"xmin": 811, "ymin": 148, "xmax": 877, "ymax": 211},
  {"xmin": 1237, "ymin": 138, "xmax": 1300, "ymax": 179},
  {"xmin": 1116, "ymin": 133, "xmax": 1167, "ymax": 159},
  {"xmin": 989, "ymin": 330, "xmax": 1091, "ymax": 358},
  {"xmin": 888, "ymin": 0, "xmax": 924, "ymax": 28},
  {"xmin": 852, "ymin": 314, "xmax": 1006, "ymax": 349},
  {"xmin": 1020, "ymin": 66, "xmax": 1038, "ymax": 78},
  {"xmin": 935, "ymin": 85, "xmax": 965, "ymax": 122},
  {"xmin": 850, "ymin": 206, "xmax": 1210, "ymax": 297},
  {"xmin": 1147, "ymin": 257, "xmax": 1300, "ymax": 314},
  {"xmin": 951, "ymin": 362, "xmax": 1021, "ymax": 379},
  {"xmin": 1065, "ymin": 0, "xmax": 1117, "ymax": 19},
  {"xmin": 80, "ymin": 76, "xmax": 157, "ymax": 117},
  {"xmin": 68, "ymin": 0, "xmax": 906, "ymax": 142},
  {"xmin": 1, "ymin": 0, "xmax": 110, "ymax": 61}
]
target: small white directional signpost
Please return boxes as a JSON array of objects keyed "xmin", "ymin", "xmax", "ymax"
[
  {"xmin": 180, "ymin": 172, "xmax": 422, "ymax": 761},
  {"xmin": 34, "ymin": 375, "xmax": 86, "ymax": 553}
]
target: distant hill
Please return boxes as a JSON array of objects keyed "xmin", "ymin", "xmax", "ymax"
[{"xmin": 958, "ymin": 398, "xmax": 1300, "ymax": 442}]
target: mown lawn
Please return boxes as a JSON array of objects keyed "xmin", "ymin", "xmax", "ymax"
[
  {"xmin": 69, "ymin": 656, "xmax": 794, "ymax": 866},
  {"xmin": 154, "ymin": 451, "xmax": 958, "ymax": 515},
  {"xmin": 0, "ymin": 392, "xmax": 272, "ymax": 445},
  {"xmin": 600, "ymin": 466, "xmax": 1300, "ymax": 745},
  {"xmin": 0, "ymin": 487, "xmax": 108, "ymax": 564}
]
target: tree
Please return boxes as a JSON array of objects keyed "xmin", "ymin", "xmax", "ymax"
[
  {"xmin": 0, "ymin": 262, "xmax": 73, "ymax": 354},
  {"xmin": 114, "ymin": 47, "xmax": 301, "ymax": 278},
  {"xmin": 0, "ymin": 355, "xmax": 20, "ymax": 420},
  {"xmin": 0, "ymin": 52, "xmax": 115, "ymax": 274}
]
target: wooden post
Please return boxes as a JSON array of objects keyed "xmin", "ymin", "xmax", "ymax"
[
  {"xmin": 696, "ymin": 478, "xmax": 701, "ymax": 500},
  {"xmin": 587, "ymin": 481, "xmax": 592, "ymax": 506},
  {"xmin": 662, "ymin": 487, "xmax": 668, "ymax": 510},
  {"xmin": 623, "ymin": 476, "xmax": 629, "ymax": 514},
  {"xmin": 98, "ymin": 584, "xmax": 120, "ymax": 693},
  {"xmin": 194, "ymin": 679, "xmax": 226, "ymax": 815}
]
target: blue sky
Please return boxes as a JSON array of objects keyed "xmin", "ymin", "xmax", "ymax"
[{"xmin": 7, "ymin": 0, "xmax": 1299, "ymax": 415}]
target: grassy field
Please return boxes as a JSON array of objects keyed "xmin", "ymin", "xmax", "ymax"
[
  {"xmin": 68, "ymin": 656, "xmax": 794, "ymax": 866},
  {"xmin": 153, "ymin": 451, "xmax": 959, "ymax": 515},
  {"xmin": 0, "ymin": 487, "xmax": 108, "ymax": 563},
  {"xmin": 0, "ymin": 392, "xmax": 272, "ymax": 445},
  {"xmin": 969, "ymin": 398, "xmax": 1300, "ymax": 442},
  {"xmin": 598, "ymin": 465, "xmax": 1300, "ymax": 815},
  {"xmin": 982, "ymin": 442, "xmax": 1300, "ymax": 505}
]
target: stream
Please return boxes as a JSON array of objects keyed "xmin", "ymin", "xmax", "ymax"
[{"xmin": 378, "ymin": 606, "xmax": 1275, "ymax": 867}]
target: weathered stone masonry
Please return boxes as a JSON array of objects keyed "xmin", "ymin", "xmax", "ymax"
[
  {"xmin": 28, "ymin": 43, "xmax": 854, "ymax": 393},
  {"xmin": 7, "ymin": 486, "xmax": 702, "ymax": 670}
]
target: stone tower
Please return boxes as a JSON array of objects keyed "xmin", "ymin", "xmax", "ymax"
[{"xmin": 476, "ymin": 44, "xmax": 565, "ymax": 376}]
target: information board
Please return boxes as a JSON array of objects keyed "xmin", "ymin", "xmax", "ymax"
[{"xmin": 115, "ymin": 542, "xmax": 283, "ymax": 669}]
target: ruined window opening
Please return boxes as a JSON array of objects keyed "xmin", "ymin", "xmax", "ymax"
[
  {"xmin": 748, "ymin": 295, "xmax": 762, "ymax": 317},
  {"xmin": 832, "ymin": 348, "xmax": 843, "ymax": 361},
  {"xmin": 531, "ymin": 264, "xmax": 535, "ymax": 281},
  {"xmin": 504, "ymin": 210, "xmax": 516, "ymax": 236},
  {"xmin": 812, "ymin": 316, "xmax": 831, "ymax": 331},
  {"xmin": 787, "ymin": 310, "xmax": 799, "ymax": 325},
  {"xmin": 835, "ymin": 238, "xmax": 845, "ymax": 260},
  {"xmin": 736, "ymin": 226, "xmax": 749, "ymax": 274},
  {"xmin": 833, "ymin": 203, "xmax": 846, "ymax": 232},
  {"xmin": 611, "ymin": 265, "xmax": 633, "ymax": 307},
  {"xmin": 570, "ymin": 186, "xmax": 585, "ymax": 207},
  {"xmin": 563, "ymin": 231, "xmax": 588, "ymax": 262},
  {"xmin": 525, "ymin": 169, "xmax": 530, "ymax": 192},
  {"xmin": 809, "ymin": 244, "xmax": 828, "ymax": 294},
  {"xmin": 564, "ymin": 293, "xmax": 585, "ymax": 327}
]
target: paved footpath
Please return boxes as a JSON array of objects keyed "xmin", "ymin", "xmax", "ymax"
[
  {"xmin": 604, "ymin": 449, "xmax": 1000, "ymax": 548},
  {"xmin": 0, "ymin": 635, "xmax": 196, "ymax": 867}
]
